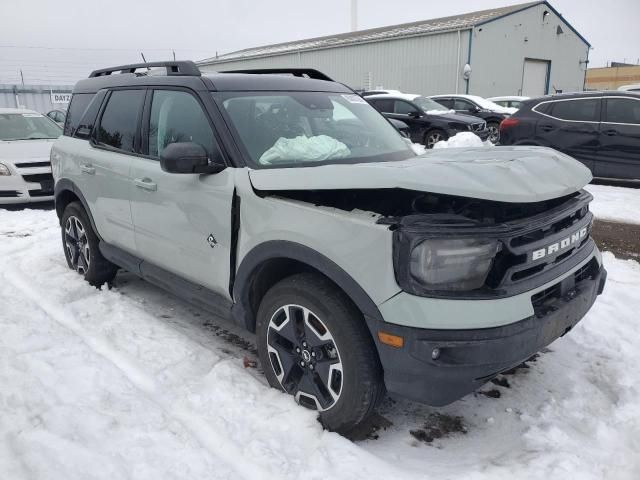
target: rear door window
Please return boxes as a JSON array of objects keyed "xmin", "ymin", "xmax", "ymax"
[
  {"xmin": 549, "ymin": 99, "xmax": 600, "ymax": 122},
  {"xmin": 370, "ymin": 99, "xmax": 393, "ymax": 113},
  {"xmin": 96, "ymin": 90, "xmax": 145, "ymax": 153},
  {"xmin": 603, "ymin": 98, "xmax": 640, "ymax": 124},
  {"xmin": 434, "ymin": 98, "xmax": 453, "ymax": 109},
  {"xmin": 454, "ymin": 99, "xmax": 475, "ymax": 110},
  {"xmin": 394, "ymin": 100, "xmax": 418, "ymax": 115}
]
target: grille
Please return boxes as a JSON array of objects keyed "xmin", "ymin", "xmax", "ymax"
[
  {"xmin": 14, "ymin": 161, "xmax": 51, "ymax": 168},
  {"xmin": 22, "ymin": 173, "xmax": 54, "ymax": 183},
  {"xmin": 531, "ymin": 259, "xmax": 599, "ymax": 317},
  {"xmin": 0, "ymin": 190, "xmax": 21, "ymax": 198},
  {"xmin": 487, "ymin": 197, "xmax": 593, "ymax": 289}
]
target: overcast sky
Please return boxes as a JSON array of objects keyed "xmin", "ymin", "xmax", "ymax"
[{"xmin": 1, "ymin": 0, "xmax": 638, "ymax": 85}]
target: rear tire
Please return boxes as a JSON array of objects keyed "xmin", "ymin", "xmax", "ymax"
[
  {"xmin": 256, "ymin": 273, "xmax": 384, "ymax": 435},
  {"xmin": 61, "ymin": 202, "xmax": 118, "ymax": 287},
  {"xmin": 424, "ymin": 129, "xmax": 448, "ymax": 149}
]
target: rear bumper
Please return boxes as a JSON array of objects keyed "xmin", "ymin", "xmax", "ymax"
[{"xmin": 375, "ymin": 262, "xmax": 607, "ymax": 406}]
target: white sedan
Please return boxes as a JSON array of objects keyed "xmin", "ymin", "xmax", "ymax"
[
  {"xmin": 486, "ymin": 96, "xmax": 530, "ymax": 109},
  {"xmin": 0, "ymin": 108, "xmax": 61, "ymax": 205}
]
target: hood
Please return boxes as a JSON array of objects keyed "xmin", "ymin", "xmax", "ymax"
[
  {"xmin": 0, "ymin": 139, "xmax": 56, "ymax": 163},
  {"xmin": 248, "ymin": 146, "xmax": 592, "ymax": 204}
]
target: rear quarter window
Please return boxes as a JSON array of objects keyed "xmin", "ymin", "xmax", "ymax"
[
  {"xmin": 63, "ymin": 93, "xmax": 94, "ymax": 136},
  {"xmin": 548, "ymin": 99, "xmax": 600, "ymax": 122}
]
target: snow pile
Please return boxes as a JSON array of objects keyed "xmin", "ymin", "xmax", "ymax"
[
  {"xmin": 1, "ymin": 207, "xmax": 639, "ymax": 480},
  {"xmin": 585, "ymin": 184, "xmax": 640, "ymax": 225},
  {"xmin": 433, "ymin": 131, "xmax": 494, "ymax": 149}
]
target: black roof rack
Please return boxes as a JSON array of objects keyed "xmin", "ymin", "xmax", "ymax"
[
  {"xmin": 89, "ymin": 61, "xmax": 201, "ymax": 78},
  {"xmin": 219, "ymin": 68, "xmax": 333, "ymax": 82}
]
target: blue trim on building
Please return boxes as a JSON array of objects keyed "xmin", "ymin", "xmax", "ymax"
[
  {"xmin": 466, "ymin": 30, "xmax": 473, "ymax": 94},
  {"xmin": 545, "ymin": 61, "xmax": 551, "ymax": 94}
]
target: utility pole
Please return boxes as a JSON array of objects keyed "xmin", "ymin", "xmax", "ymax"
[
  {"xmin": 20, "ymin": 69, "xmax": 25, "ymax": 86},
  {"xmin": 351, "ymin": 0, "xmax": 358, "ymax": 32}
]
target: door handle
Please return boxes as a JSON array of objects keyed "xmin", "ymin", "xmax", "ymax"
[
  {"xmin": 603, "ymin": 129, "xmax": 618, "ymax": 136},
  {"xmin": 134, "ymin": 177, "xmax": 157, "ymax": 191},
  {"xmin": 79, "ymin": 163, "xmax": 95, "ymax": 175},
  {"xmin": 541, "ymin": 125, "xmax": 554, "ymax": 132}
]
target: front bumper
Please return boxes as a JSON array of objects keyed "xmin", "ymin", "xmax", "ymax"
[
  {"xmin": 0, "ymin": 168, "xmax": 54, "ymax": 205},
  {"xmin": 374, "ymin": 260, "xmax": 607, "ymax": 406}
]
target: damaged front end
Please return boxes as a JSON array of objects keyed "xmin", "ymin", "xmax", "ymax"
[{"xmin": 262, "ymin": 187, "xmax": 596, "ymax": 301}]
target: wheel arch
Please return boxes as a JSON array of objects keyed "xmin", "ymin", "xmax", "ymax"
[
  {"xmin": 54, "ymin": 179, "xmax": 100, "ymax": 239},
  {"xmin": 232, "ymin": 241, "xmax": 384, "ymax": 336}
]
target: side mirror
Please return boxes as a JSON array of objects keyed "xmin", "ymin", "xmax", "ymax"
[
  {"xmin": 160, "ymin": 142, "xmax": 225, "ymax": 174},
  {"xmin": 407, "ymin": 110, "xmax": 422, "ymax": 119}
]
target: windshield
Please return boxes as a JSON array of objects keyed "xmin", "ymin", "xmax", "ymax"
[
  {"xmin": 0, "ymin": 113, "xmax": 62, "ymax": 141},
  {"xmin": 412, "ymin": 96, "xmax": 449, "ymax": 112},
  {"xmin": 214, "ymin": 91, "xmax": 414, "ymax": 168}
]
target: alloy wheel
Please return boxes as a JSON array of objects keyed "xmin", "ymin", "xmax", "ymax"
[
  {"xmin": 64, "ymin": 215, "xmax": 90, "ymax": 275},
  {"xmin": 427, "ymin": 132, "xmax": 444, "ymax": 148},
  {"xmin": 266, "ymin": 304, "xmax": 343, "ymax": 411},
  {"xmin": 488, "ymin": 125, "xmax": 500, "ymax": 144}
]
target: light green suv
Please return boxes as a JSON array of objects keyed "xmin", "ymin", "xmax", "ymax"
[{"xmin": 52, "ymin": 62, "xmax": 607, "ymax": 435}]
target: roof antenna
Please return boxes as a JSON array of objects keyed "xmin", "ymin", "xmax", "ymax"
[{"xmin": 140, "ymin": 52, "xmax": 151, "ymax": 73}]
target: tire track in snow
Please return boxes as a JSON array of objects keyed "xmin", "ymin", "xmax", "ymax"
[{"xmin": 2, "ymin": 265, "xmax": 275, "ymax": 480}]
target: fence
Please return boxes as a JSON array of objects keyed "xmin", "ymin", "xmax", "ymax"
[{"xmin": 0, "ymin": 84, "xmax": 74, "ymax": 114}]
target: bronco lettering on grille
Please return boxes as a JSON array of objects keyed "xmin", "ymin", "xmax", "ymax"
[{"xmin": 531, "ymin": 227, "xmax": 588, "ymax": 261}]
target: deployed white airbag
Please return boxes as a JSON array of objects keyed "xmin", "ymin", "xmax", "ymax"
[{"xmin": 259, "ymin": 135, "xmax": 350, "ymax": 165}]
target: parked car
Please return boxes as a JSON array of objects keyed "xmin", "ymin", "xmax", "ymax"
[
  {"xmin": 46, "ymin": 109, "xmax": 67, "ymax": 127},
  {"xmin": 487, "ymin": 96, "xmax": 530, "ymax": 109},
  {"xmin": 618, "ymin": 84, "xmax": 640, "ymax": 92},
  {"xmin": 366, "ymin": 93, "xmax": 489, "ymax": 147},
  {"xmin": 360, "ymin": 89, "xmax": 403, "ymax": 97},
  {"xmin": 430, "ymin": 94, "xmax": 515, "ymax": 143},
  {"xmin": 0, "ymin": 107, "xmax": 61, "ymax": 204},
  {"xmin": 499, "ymin": 91, "xmax": 640, "ymax": 180},
  {"xmin": 52, "ymin": 61, "xmax": 606, "ymax": 435}
]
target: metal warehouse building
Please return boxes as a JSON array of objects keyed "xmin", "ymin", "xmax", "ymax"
[{"xmin": 198, "ymin": 1, "xmax": 590, "ymax": 97}]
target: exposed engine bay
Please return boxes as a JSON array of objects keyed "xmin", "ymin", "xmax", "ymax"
[{"xmin": 265, "ymin": 188, "xmax": 580, "ymax": 225}]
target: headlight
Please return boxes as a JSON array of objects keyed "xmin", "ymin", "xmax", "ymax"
[
  {"xmin": 0, "ymin": 162, "xmax": 11, "ymax": 176},
  {"xmin": 406, "ymin": 238, "xmax": 500, "ymax": 292}
]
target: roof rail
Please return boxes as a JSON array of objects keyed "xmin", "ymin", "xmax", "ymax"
[
  {"xmin": 220, "ymin": 68, "xmax": 333, "ymax": 82},
  {"xmin": 89, "ymin": 61, "xmax": 201, "ymax": 78}
]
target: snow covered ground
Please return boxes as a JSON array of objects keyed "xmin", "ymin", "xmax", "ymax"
[
  {"xmin": 586, "ymin": 184, "xmax": 640, "ymax": 225},
  {"xmin": 1, "ymin": 207, "xmax": 640, "ymax": 480}
]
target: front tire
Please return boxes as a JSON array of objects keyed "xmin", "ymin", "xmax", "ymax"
[
  {"xmin": 256, "ymin": 273, "xmax": 384, "ymax": 434},
  {"xmin": 487, "ymin": 121, "xmax": 500, "ymax": 144},
  {"xmin": 61, "ymin": 202, "xmax": 118, "ymax": 287},
  {"xmin": 424, "ymin": 129, "xmax": 447, "ymax": 149}
]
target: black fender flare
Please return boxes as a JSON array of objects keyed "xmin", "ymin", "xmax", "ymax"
[
  {"xmin": 231, "ymin": 240, "xmax": 385, "ymax": 334},
  {"xmin": 54, "ymin": 178, "xmax": 101, "ymax": 239}
]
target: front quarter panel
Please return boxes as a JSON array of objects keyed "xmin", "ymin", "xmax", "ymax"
[{"xmin": 235, "ymin": 170, "xmax": 400, "ymax": 306}]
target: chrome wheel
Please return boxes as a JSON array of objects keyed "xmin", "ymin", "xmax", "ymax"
[
  {"xmin": 426, "ymin": 131, "xmax": 445, "ymax": 149},
  {"xmin": 64, "ymin": 215, "xmax": 90, "ymax": 274},
  {"xmin": 488, "ymin": 124, "xmax": 500, "ymax": 144},
  {"xmin": 267, "ymin": 304, "xmax": 343, "ymax": 411}
]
